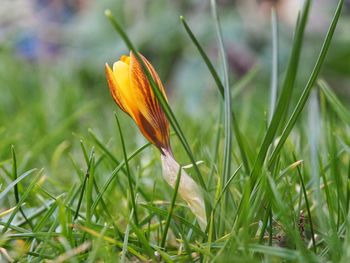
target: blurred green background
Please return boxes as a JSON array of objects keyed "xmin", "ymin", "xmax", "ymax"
[{"xmin": 1, "ymin": 0, "xmax": 350, "ymax": 185}]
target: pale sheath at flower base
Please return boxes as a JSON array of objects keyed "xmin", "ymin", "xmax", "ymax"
[{"xmin": 105, "ymin": 51, "xmax": 206, "ymax": 229}]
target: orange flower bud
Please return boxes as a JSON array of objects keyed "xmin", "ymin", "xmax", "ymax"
[
  {"xmin": 105, "ymin": 51, "xmax": 171, "ymax": 154},
  {"xmin": 105, "ymin": 51, "xmax": 207, "ymax": 228}
]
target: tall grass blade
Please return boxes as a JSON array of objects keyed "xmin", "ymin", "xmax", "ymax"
[
  {"xmin": 269, "ymin": 8, "xmax": 279, "ymax": 124},
  {"xmin": 121, "ymin": 209, "xmax": 134, "ymax": 262},
  {"xmin": 115, "ymin": 113, "xmax": 138, "ymax": 225},
  {"xmin": 210, "ymin": 0, "xmax": 232, "ymax": 234},
  {"xmin": 294, "ymin": 153, "xmax": 316, "ymax": 252},
  {"xmin": 74, "ymin": 150, "xmax": 94, "ymax": 221}
]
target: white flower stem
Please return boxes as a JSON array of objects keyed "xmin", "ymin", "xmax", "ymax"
[{"xmin": 161, "ymin": 149, "xmax": 207, "ymax": 230}]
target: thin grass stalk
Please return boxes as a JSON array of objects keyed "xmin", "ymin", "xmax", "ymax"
[
  {"xmin": 210, "ymin": 0, "xmax": 232, "ymax": 234},
  {"xmin": 121, "ymin": 208, "xmax": 134, "ymax": 263},
  {"xmin": 115, "ymin": 113, "xmax": 139, "ymax": 225},
  {"xmin": 74, "ymin": 154, "xmax": 91, "ymax": 221},
  {"xmin": 86, "ymin": 149, "xmax": 95, "ymax": 226},
  {"xmin": 294, "ymin": 154, "xmax": 316, "ymax": 252},
  {"xmin": 269, "ymin": 8, "xmax": 279, "ymax": 124},
  {"xmin": 11, "ymin": 146, "xmax": 34, "ymax": 229}
]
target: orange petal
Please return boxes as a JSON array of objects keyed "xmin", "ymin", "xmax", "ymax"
[{"xmin": 129, "ymin": 52, "xmax": 170, "ymax": 152}]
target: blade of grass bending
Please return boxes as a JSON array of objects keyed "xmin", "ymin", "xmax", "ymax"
[
  {"xmin": 160, "ymin": 166, "xmax": 182, "ymax": 249},
  {"xmin": 0, "ymin": 168, "xmax": 37, "ymax": 201},
  {"xmin": 2, "ymin": 170, "xmax": 43, "ymax": 233},
  {"xmin": 180, "ymin": 15, "xmax": 250, "ymax": 174},
  {"xmin": 293, "ymin": 153, "xmax": 316, "ymax": 252},
  {"xmin": 251, "ymin": 0, "xmax": 310, "ymax": 185},
  {"xmin": 115, "ymin": 113, "xmax": 138, "ymax": 225},
  {"xmin": 80, "ymin": 140, "xmax": 89, "ymax": 164},
  {"xmin": 105, "ymin": 10, "xmax": 211, "ymax": 220},
  {"xmin": 210, "ymin": 0, "xmax": 232, "ymax": 234},
  {"xmin": 269, "ymin": 8, "xmax": 279, "ymax": 124},
  {"xmin": 268, "ymin": 0, "xmax": 344, "ymax": 167}
]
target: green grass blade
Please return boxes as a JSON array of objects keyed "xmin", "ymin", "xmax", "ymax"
[
  {"xmin": 86, "ymin": 148, "xmax": 95, "ymax": 226},
  {"xmin": 210, "ymin": 0, "xmax": 232, "ymax": 233},
  {"xmin": 293, "ymin": 153, "xmax": 316, "ymax": 252},
  {"xmin": 269, "ymin": 8, "xmax": 279, "ymax": 124},
  {"xmin": 115, "ymin": 113, "xmax": 139, "ymax": 225},
  {"xmin": 74, "ymin": 150, "xmax": 93, "ymax": 221},
  {"xmin": 10, "ymin": 146, "xmax": 34, "ymax": 229},
  {"xmin": 80, "ymin": 140, "xmax": 90, "ymax": 164},
  {"xmin": 121, "ymin": 208, "xmax": 134, "ymax": 263}
]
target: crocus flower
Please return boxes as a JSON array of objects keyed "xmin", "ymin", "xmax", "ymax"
[{"xmin": 105, "ymin": 51, "xmax": 206, "ymax": 229}]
